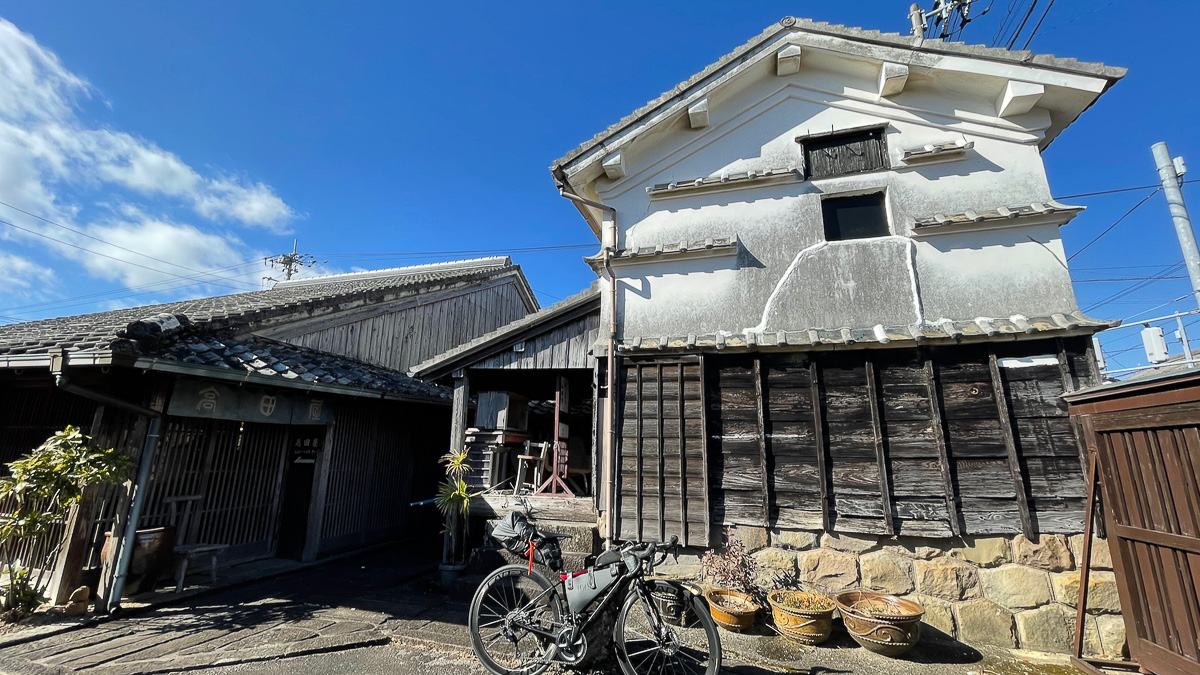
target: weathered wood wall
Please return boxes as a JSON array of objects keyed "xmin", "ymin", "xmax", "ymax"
[
  {"xmin": 473, "ymin": 311, "xmax": 600, "ymax": 370},
  {"xmin": 616, "ymin": 359, "xmax": 709, "ymax": 547},
  {"xmin": 0, "ymin": 383, "xmax": 98, "ymax": 467},
  {"xmin": 318, "ymin": 401, "xmax": 446, "ymax": 554},
  {"xmin": 278, "ymin": 279, "xmax": 531, "ymax": 373},
  {"xmin": 613, "ymin": 338, "xmax": 1095, "ymax": 543}
]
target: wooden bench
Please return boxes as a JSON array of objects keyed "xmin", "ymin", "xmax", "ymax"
[{"xmin": 164, "ymin": 495, "xmax": 229, "ymax": 593}]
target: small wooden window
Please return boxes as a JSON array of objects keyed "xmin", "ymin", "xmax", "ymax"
[
  {"xmin": 822, "ymin": 193, "xmax": 889, "ymax": 241},
  {"xmin": 802, "ymin": 127, "xmax": 888, "ymax": 180}
]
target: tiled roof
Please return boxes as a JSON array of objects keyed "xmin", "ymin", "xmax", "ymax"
[
  {"xmin": 613, "ymin": 311, "xmax": 1116, "ymax": 354},
  {"xmin": 913, "ymin": 201, "xmax": 1084, "ymax": 232},
  {"xmin": 410, "ymin": 285, "xmax": 601, "ymax": 379},
  {"xmin": 0, "ymin": 257, "xmax": 522, "ymax": 356},
  {"xmin": 160, "ymin": 334, "xmax": 449, "ymax": 400},
  {"xmin": 551, "ymin": 16, "xmax": 1126, "ymax": 172}
]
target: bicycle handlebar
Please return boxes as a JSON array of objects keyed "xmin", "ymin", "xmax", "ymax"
[{"xmin": 627, "ymin": 535, "xmax": 679, "ymax": 563}]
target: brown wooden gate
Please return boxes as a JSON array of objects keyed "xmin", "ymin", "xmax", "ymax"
[{"xmin": 1068, "ymin": 372, "xmax": 1200, "ymax": 675}]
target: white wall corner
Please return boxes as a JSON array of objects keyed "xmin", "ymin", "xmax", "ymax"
[
  {"xmin": 602, "ymin": 151, "xmax": 626, "ymax": 180},
  {"xmin": 688, "ymin": 98, "xmax": 710, "ymax": 129},
  {"xmin": 878, "ymin": 62, "xmax": 909, "ymax": 98},
  {"xmin": 996, "ymin": 80, "xmax": 1045, "ymax": 118},
  {"xmin": 776, "ymin": 45, "xmax": 803, "ymax": 76}
]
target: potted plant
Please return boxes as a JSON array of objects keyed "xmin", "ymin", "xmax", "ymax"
[
  {"xmin": 1, "ymin": 427, "xmax": 131, "ymax": 622},
  {"xmin": 435, "ymin": 450, "xmax": 475, "ymax": 589},
  {"xmin": 834, "ymin": 590, "xmax": 925, "ymax": 657},
  {"xmin": 699, "ymin": 531, "xmax": 759, "ymax": 632},
  {"xmin": 767, "ymin": 589, "xmax": 835, "ymax": 645}
]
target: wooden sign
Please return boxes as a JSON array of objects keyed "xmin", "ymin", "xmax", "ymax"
[{"xmin": 168, "ymin": 378, "xmax": 332, "ymax": 425}]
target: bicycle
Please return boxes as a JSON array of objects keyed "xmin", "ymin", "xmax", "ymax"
[{"xmin": 468, "ymin": 516, "xmax": 721, "ymax": 675}]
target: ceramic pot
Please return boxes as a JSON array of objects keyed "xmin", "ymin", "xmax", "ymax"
[
  {"xmin": 704, "ymin": 589, "xmax": 757, "ymax": 632},
  {"xmin": 834, "ymin": 590, "xmax": 924, "ymax": 657},
  {"xmin": 439, "ymin": 562, "xmax": 468, "ymax": 589},
  {"xmin": 767, "ymin": 590, "xmax": 835, "ymax": 645}
]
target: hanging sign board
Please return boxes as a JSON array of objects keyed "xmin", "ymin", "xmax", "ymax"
[{"xmin": 168, "ymin": 378, "xmax": 332, "ymax": 425}]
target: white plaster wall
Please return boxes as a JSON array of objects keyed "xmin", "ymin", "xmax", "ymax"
[{"xmin": 591, "ymin": 56, "xmax": 1077, "ymax": 339}]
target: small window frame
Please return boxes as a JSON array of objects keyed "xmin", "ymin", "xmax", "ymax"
[{"xmin": 820, "ymin": 190, "xmax": 891, "ymax": 242}]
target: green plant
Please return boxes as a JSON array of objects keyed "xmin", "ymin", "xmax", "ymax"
[
  {"xmin": 436, "ymin": 449, "xmax": 478, "ymax": 566},
  {"xmin": 0, "ymin": 426, "xmax": 131, "ymax": 621}
]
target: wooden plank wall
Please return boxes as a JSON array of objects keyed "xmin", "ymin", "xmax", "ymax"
[
  {"xmin": 287, "ymin": 280, "xmax": 530, "ymax": 373},
  {"xmin": 616, "ymin": 359, "xmax": 708, "ymax": 546},
  {"xmin": 0, "ymin": 384, "xmax": 98, "ymax": 466},
  {"xmin": 319, "ymin": 400, "xmax": 446, "ymax": 554},
  {"xmin": 614, "ymin": 338, "xmax": 1093, "ymax": 542},
  {"xmin": 474, "ymin": 311, "xmax": 600, "ymax": 370}
]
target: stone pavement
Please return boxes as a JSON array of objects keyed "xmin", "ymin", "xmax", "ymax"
[{"xmin": 0, "ymin": 538, "xmax": 1089, "ymax": 675}]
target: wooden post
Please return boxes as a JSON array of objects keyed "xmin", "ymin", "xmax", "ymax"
[
  {"xmin": 988, "ymin": 350, "xmax": 1034, "ymax": 538},
  {"xmin": 809, "ymin": 360, "xmax": 832, "ymax": 532},
  {"xmin": 865, "ymin": 360, "xmax": 895, "ymax": 536},
  {"xmin": 96, "ymin": 411, "xmax": 149, "ymax": 610},
  {"xmin": 303, "ymin": 417, "xmax": 336, "ymax": 562},
  {"xmin": 47, "ymin": 405, "xmax": 106, "ymax": 604},
  {"xmin": 924, "ymin": 359, "xmax": 961, "ymax": 536},
  {"xmin": 1073, "ymin": 447, "xmax": 1101, "ymax": 660},
  {"xmin": 635, "ymin": 365, "xmax": 644, "ymax": 541},
  {"xmin": 753, "ymin": 358, "xmax": 771, "ymax": 529},
  {"xmin": 449, "ymin": 371, "xmax": 471, "ymax": 455},
  {"xmin": 677, "ymin": 363, "xmax": 688, "ymax": 546},
  {"xmin": 656, "ymin": 365, "xmax": 665, "ymax": 538},
  {"xmin": 591, "ymin": 360, "xmax": 601, "ymax": 511}
]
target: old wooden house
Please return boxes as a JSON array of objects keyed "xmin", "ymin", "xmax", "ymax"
[
  {"xmin": 0, "ymin": 257, "xmax": 536, "ymax": 608},
  {"xmin": 541, "ymin": 17, "xmax": 1127, "ymax": 653}
]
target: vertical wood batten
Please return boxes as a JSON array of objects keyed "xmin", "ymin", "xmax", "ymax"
[
  {"xmin": 865, "ymin": 360, "xmax": 895, "ymax": 535},
  {"xmin": 678, "ymin": 362, "xmax": 688, "ymax": 545},
  {"xmin": 924, "ymin": 358, "xmax": 961, "ymax": 536},
  {"xmin": 809, "ymin": 360, "xmax": 832, "ymax": 532},
  {"xmin": 635, "ymin": 365, "xmax": 644, "ymax": 542},
  {"xmin": 989, "ymin": 350, "xmax": 1034, "ymax": 538},
  {"xmin": 657, "ymin": 364, "xmax": 666, "ymax": 540},
  {"xmin": 699, "ymin": 355, "xmax": 712, "ymax": 547},
  {"xmin": 753, "ymin": 358, "xmax": 770, "ymax": 528}
]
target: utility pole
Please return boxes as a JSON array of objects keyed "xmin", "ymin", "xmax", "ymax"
[
  {"xmin": 1152, "ymin": 142, "xmax": 1199, "ymax": 310},
  {"xmin": 264, "ymin": 239, "xmax": 325, "ymax": 285}
]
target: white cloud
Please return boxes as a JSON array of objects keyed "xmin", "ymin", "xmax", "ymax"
[
  {"xmin": 81, "ymin": 212, "xmax": 254, "ymax": 288},
  {"xmin": 0, "ymin": 247, "xmax": 55, "ymax": 298},
  {"xmin": 0, "ymin": 16, "xmax": 296, "ymax": 239}
]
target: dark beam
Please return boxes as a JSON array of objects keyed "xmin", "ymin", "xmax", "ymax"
[
  {"xmin": 865, "ymin": 360, "xmax": 895, "ymax": 536},
  {"xmin": 635, "ymin": 365, "xmax": 644, "ymax": 542},
  {"xmin": 989, "ymin": 350, "xmax": 1034, "ymax": 538},
  {"xmin": 809, "ymin": 360, "xmax": 832, "ymax": 532},
  {"xmin": 754, "ymin": 357, "xmax": 770, "ymax": 528},
  {"xmin": 924, "ymin": 358, "xmax": 961, "ymax": 536},
  {"xmin": 677, "ymin": 362, "xmax": 688, "ymax": 545},
  {"xmin": 657, "ymin": 364, "xmax": 666, "ymax": 540},
  {"xmin": 699, "ymin": 355, "xmax": 712, "ymax": 546}
]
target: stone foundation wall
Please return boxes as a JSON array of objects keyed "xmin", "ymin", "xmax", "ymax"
[{"xmin": 728, "ymin": 527, "xmax": 1126, "ymax": 658}]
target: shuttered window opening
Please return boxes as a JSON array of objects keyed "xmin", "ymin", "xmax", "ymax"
[
  {"xmin": 822, "ymin": 192, "xmax": 889, "ymax": 241},
  {"xmin": 802, "ymin": 127, "xmax": 888, "ymax": 180}
]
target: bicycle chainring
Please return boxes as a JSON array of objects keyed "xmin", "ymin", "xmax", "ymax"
[{"xmin": 554, "ymin": 627, "xmax": 588, "ymax": 665}]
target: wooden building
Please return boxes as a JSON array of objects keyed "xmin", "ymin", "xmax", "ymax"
[
  {"xmin": 513, "ymin": 17, "xmax": 1129, "ymax": 654},
  {"xmin": 410, "ymin": 285, "xmax": 601, "ymax": 530},
  {"xmin": 0, "ymin": 258, "xmax": 536, "ymax": 607}
]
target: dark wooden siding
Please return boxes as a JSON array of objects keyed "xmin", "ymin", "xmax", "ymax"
[
  {"xmin": 475, "ymin": 311, "xmax": 600, "ymax": 370},
  {"xmin": 802, "ymin": 127, "xmax": 888, "ymax": 180},
  {"xmin": 616, "ymin": 359, "xmax": 708, "ymax": 547},
  {"xmin": 0, "ymin": 384, "xmax": 98, "ymax": 467},
  {"xmin": 281, "ymin": 279, "xmax": 531, "ymax": 373},
  {"xmin": 319, "ymin": 400, "xmax": 446, "ymax": 554},
  {"xmin": 612, "ymin": 338, "xmax": 1094, "ymax": 542}
]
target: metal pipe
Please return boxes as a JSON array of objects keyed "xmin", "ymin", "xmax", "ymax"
[
  {"xmin": 51, "ymin": 359, "xmax": 164, "ymax": 614},
  {"xmin": 557, "ymin": 186, "xmax": 620, "ymax": 545},
  {"xmin": 1152, "ymin": 142, "xmax": 1200, "ymax": 311}
]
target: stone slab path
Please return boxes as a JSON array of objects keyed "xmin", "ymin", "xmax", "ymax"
[{"xmin": 0, "ymin": 541, "xmax": 450, "ymax": 675}]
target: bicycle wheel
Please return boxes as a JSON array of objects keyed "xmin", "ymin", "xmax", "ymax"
[
  {"xmin": 614, "ymin": 580, "xmax": 721, "ymax": 675},
  {"xmin": 469, "ymin": 564, "xmax": 565, "ymax": 675}
]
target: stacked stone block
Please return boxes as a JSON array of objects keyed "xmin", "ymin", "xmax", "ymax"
[{"xmin": 717, "ymin": 526, "xmax": 1128, "ymax": 658}]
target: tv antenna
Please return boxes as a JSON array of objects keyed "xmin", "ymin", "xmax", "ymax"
[
  {"xmin": 909, "ymin": 1, "xmax": 992, "ymax": 40},
  {"xmin": 264, "ymin": 239, "xmax": 326, "ymax": 285}
]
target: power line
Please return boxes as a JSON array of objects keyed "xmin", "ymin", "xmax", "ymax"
[
  {"xmin": 1020, "ymin": 0, "xmax": 1055, "ymax": 49},
  {"xmin": 1066, "ymin": 189, "xmax": 1160, "ymax": 261},
  {"xmin": 0, "ymin": 260, "xmax": 264, "ymax": 316},
  {"xmin": 317, "ymin": 243, "xmax": 597, "ymax": 259},
  {"xmin": 1084, "ymin": 262, "xmax": 1185, "ymax": 313},
  {"xmin": 1074, "ymin": 276, "xmax": 1188, "ymax": 282},
  {"xmin": 0, "ymin": 199, "xmax": 255, "ymax": 288},
  {"xmin": 0, "ymin": 216, "xmax": 255, "ymax": 293},
  {"xmin": 1006, "ymin": 0, "xmax": 1041, "ymax": 49}
]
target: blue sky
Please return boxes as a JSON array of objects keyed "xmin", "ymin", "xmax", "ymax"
[{"xmin": 0, "ymin": 1, "xmax": 1196, "ymax": 372}]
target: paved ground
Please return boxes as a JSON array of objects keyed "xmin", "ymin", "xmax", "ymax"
[{"xmin": 0, "ymin": 540, "xmax": 1081, "ymax": 675}]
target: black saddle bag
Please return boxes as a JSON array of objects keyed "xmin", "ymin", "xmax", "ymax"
[{"xmin": 490, "ymin": 511, "xmax": 563, "ymax": 572}]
